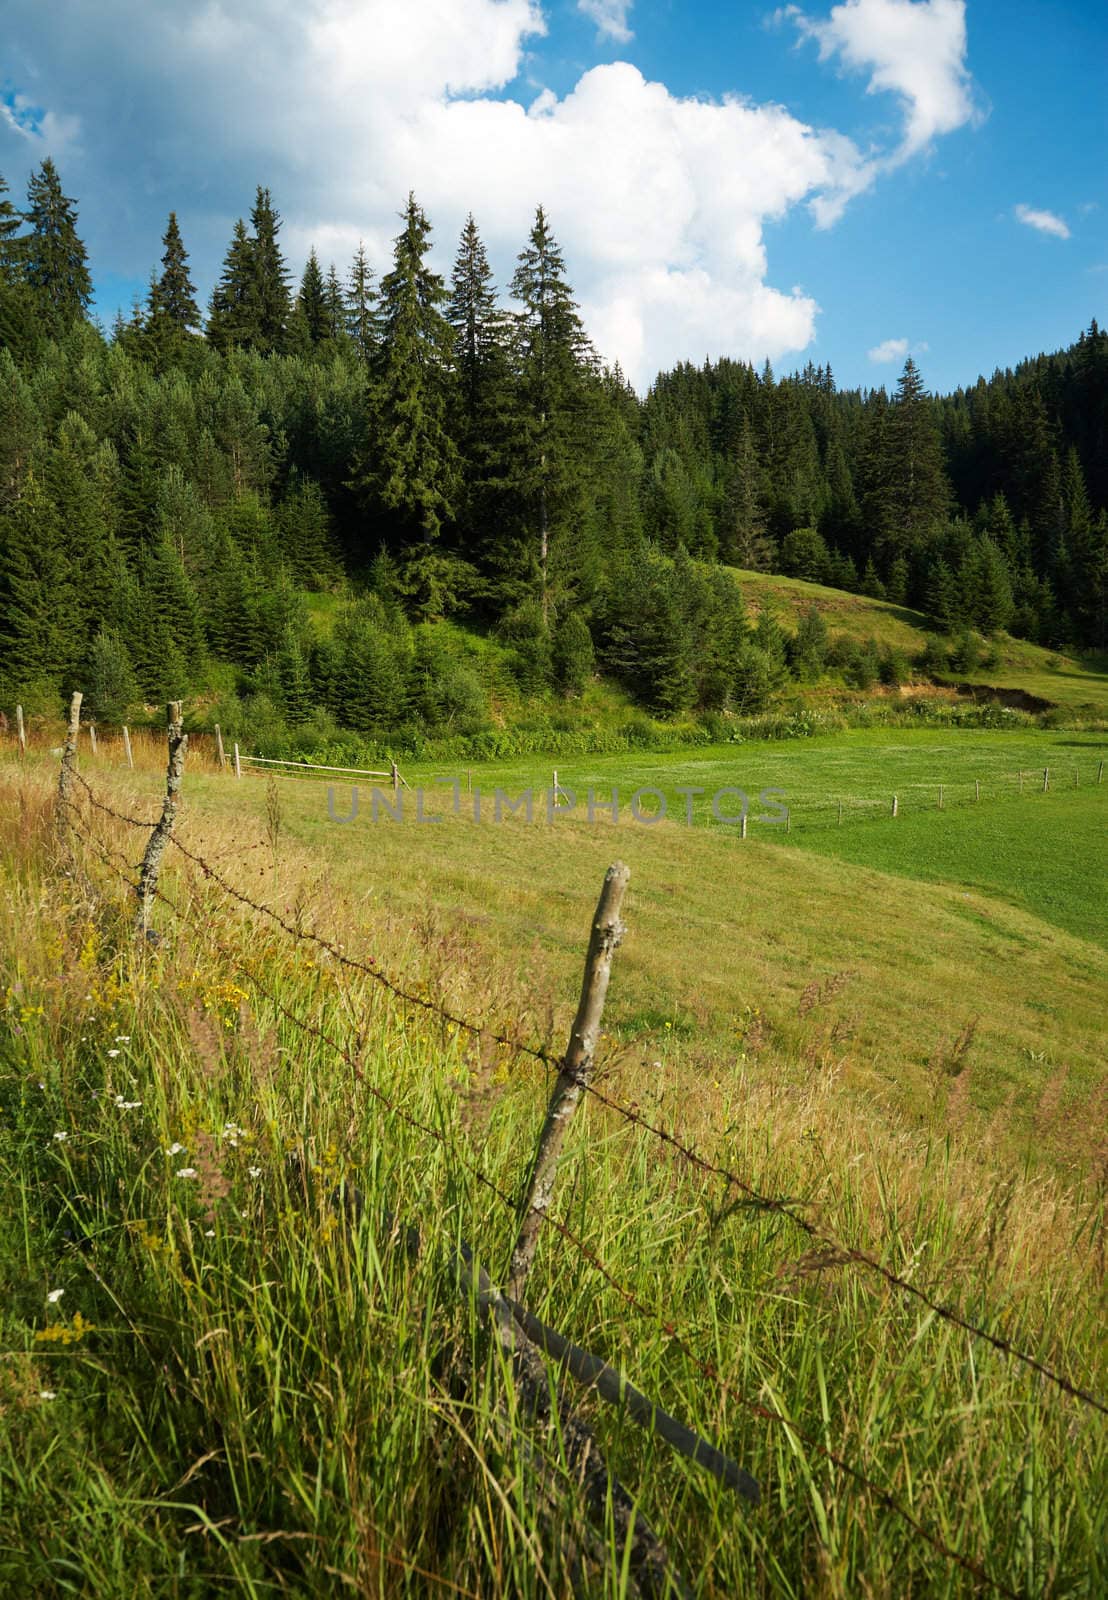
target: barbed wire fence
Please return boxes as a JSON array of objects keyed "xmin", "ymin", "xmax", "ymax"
[{"xmin": 16, "ymin": 694, "xmax": 1108, "ymax": 1597}]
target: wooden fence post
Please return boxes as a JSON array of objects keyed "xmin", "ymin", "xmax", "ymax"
[
  {"xmin": 55, "ymin": 691, "xmax": 83, "ymax": 826},
  {"xmin": 88, "ymin": 722, "xmax": 98, "ymax": 757},
  {"xmin": 391, "ymin": 759, "xmax": 399, "ymax": 796},
  {"xmin": 135, "ymin": 703, "xmax": 188, "ymax": 938},
  {"xmin": 1018, "ymin": 770, "xmax": 1023, "ymax": 794},
  {"xmin": 233, "ymin": 743, "xmax": 242, "ymax": 780},
  {"xmin": 837, "ymin": 800, "xmax": 843, "ymax": 826},
  {"xmin": 975, "ymin": 779, "xmax": 980, "ymax": 803},
  {"xmin": 740, "ymin": 811, "xmax": 747, "ymax": 839},
  {"xmin": 508, "ymin": 862, "xmax": 630, "ymax": 1301},
  {"xmin": 786, "ymin": 809, "xmax": 791, "ymax": 834},
  {"xmin": 215, "ymin": 724, "xmax": 225, "ymax": 769},
  {"xmin": 891, "ymin": 794, "xmax": 898, "ymax": 817},
  {"xmin": 1043, "ymin": 767, "xmax": 1049, "ymax": 792},
  {"xmin": 15, "ymin": 704, "xmax": 25, "ymax": 758},
  {"xmin": 938, "ymin": 783, "xmax": 944, "ymax": 810},
  {"xmin": 1099, "ymin": 760, "xmax": 1104, "ymax": 785},
  {"xmin": 122, "ymin": 725, "xmax": 134, "ymax": 769}
]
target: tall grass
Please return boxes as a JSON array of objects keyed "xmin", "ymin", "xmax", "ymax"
[{"xmin": 0, "ymin": 767, "xmax": 1105, "ymax": 1596}]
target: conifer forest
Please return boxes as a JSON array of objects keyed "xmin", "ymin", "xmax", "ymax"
[{"xmin": 1, "ymin": 161, "xmax": 1106, "ymax": 738}]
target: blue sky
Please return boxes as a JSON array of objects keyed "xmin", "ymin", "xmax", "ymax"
[{"xmin": 2, "ymin": 1, "xmax": 1104, "ymax": 392}]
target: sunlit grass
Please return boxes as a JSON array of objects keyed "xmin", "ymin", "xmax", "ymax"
[{"xmin": 0, "ymin": 763, "xmax": 1105, "ymax": 1596}]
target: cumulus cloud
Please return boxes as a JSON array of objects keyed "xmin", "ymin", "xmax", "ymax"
[
  {"xmin": 1015, "ymin": 203, "xmax": 1070, "ymax": 240},
  {"xmin": 868, "ymin": 336, "xmax": 909, "ymax": 362},
  {"xmin": 578, "ymin": 0, "xmax": 634, "ymax": 42},
  {"xmin": 0, "ymin": 0, "xmax": 975, "ymax": 388},
  {"xmin": 791, "ymin": 0, "xmax": 977, "ymax": 162}
]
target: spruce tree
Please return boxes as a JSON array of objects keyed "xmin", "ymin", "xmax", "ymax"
[
  {"xmin": 886, "ymin": 358, "xmax": 949, "ymax": 550},
  {"xmin": 207, "ymin": 220, "xmax": 255, "ymax": 351},
  {"xmin": 246, "ymin": 186, "xmax": 291, "ymax": 353},
  {"xmin": 324, "ymin": 264, "xmax": 345, "ymax": 343},
  {"xmin": 346, "ymin": 243, "xmax": 379, "ymax": 359},
  {"xmin": 296, "ymin": 248, "xmax": 328, "ymax": 345},
  {"xmin": 362, "ymin": 193, "xmax": 459, "ymax": 601},
  {"xmin": 509, "ymin": 206, "xmax": 593, "ymax": 619},
  {"xmin": 0, "ymin": 172, "xmax": 22, "ymax": 280},
  {"xmin": 22, "ymin": 159, "xmax": 92, "ymax": 336},
  {"xmin": 149, "ymin": 212, "xmax": 200, "ymax": 332}
]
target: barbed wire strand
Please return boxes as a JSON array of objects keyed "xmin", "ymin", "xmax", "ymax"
[
  {"xmin": 65, "ymin": 766, "xmax": 1108, "ymax": 1419},
  {"xmin": 65, "ymin": 797, "xmax": 1026, "ymax": 1600}
]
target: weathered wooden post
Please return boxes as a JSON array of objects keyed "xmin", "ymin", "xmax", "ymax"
[
  {"xmin": 837, "ymin": 800, "xmax": 843, "ymax": 826},
  {"xmin": 134, "ymin": 703, "xmax": 188, "ymax": 938},
  {"xmin": 785, "ymin": 809, "xmax": 791, "ymax": 834},
  {"xmin": 15, "ymin": 704, "xmax": 25, "ymax": 758},
  {"xmin": 55, "ymin": 691, "xmax": 83, "ymax": 826},
  {"xmin": 122, "ymin": 725, "xmax": 134, "ymax": 770},
  {"xmin": 1098, "ymin": 760, "xmax": 1104, "ymax": 785},
  {"xmin": 215, "ymin": 723, "xmax": 226, "ymax": 769},
  {"xmin": 1043, "ymin": 767, "xmax": 1049, "ymax": 792},
  {"xmin": 391, "ymin": 759, "xmax": 399, "ymax": 796},
  {"xmin": 233, "ymin": 743, "xmax": 242, "ymax": 780},
  {"xmin": 1018, "ymin": 770, "xmax": 1024, "ymax": 795},
  {"xmin": 740, "ymin": 811, "xmax": 747, "ymax": 839},
  {"xmin": 939, "ymin": 783, "xmax": 944, "ymax": 810},
  {"xmin": 975, "ymin": 778, "xmax": 980, "ymax": 803},
  {"xmin": 88, "ymin": 722, "xmax": 98, "ymax": 757},
  {"xmin": 508, "ymin": 862, "xmax": 630, "ymax": 1300},
  {"xmin": 891, "ymin": 794, "xmax": 898, "ymax": 818},
  {"xmin": 552, "ymin": 768, "xmax": 559, "ymax": 798}
]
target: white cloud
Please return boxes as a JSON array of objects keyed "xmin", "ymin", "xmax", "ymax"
[
  {"xmin": 1014, "ymin": 203, "xmax": 1070, "ymax": 240},
  {"xmin": 792, "ymin": 0, "xmax": 977, "ymax": 162},
  {"xmin": 868, "ymin": 336, "xmax": 909, "ymax": 362},
  {"xmin": 0, "ymin": 0, "xmax": 975, "ymax": 388},
  {"xmin": 578, "ymin": 0, "xmax": 634, "ymax": 42}
]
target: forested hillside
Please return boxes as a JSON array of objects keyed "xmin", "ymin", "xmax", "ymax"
[{"xmin": 1, "ymin": 159, "xmax": 1105, "ymax": 737}]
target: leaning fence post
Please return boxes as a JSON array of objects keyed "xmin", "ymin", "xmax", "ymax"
[
  {"xmin": 508, "ymin": 862, "xmax": 630, "ymax": 1301},
  {"xmin": 1099, "ymin": 760, "xmax": 1104, "ymax": 785},
  {"xmin": 233, "ymin": 743, "xmax": 242, "ymax": 780},
  {"xmin": 891, "ymin": 794, "xmax": 898, "ymax": 818},
  {"xmin": 215, "ymin": 723, "xmax": 226, "ymax": 769},
  {"xmin": 16, "ymin": 704, "xmax": 26, "ymax": 758},
  {"xmin": 134, "ymin": 703, "xmax": 188, "ymax": 938},
  {"xmin": 122, "ymin": 725, "xmax": 134, "ymax": 769},
  {"xmin": 55, "ymin": 691, "xmax": 83, "ymax": 828},
  {"xmin": 1043, "ymin": 767, "xmax": 1049, "ymax": 792},
  {"xmin": 88, "ymin": 722, "xmax": 98, "ymax": 757}
]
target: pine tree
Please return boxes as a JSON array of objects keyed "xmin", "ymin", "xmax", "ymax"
[
  {"xmin": 149, "ymin": 212, "xmax": 200, "ymax": 332},
  {"xmin": 509, "ymin": 206, "xmax": 593, "ymax": 620},
  {"xmin": 324, "ymin": 265, "xmax": 345, "ymax": 343},
  {"xmin": 0, "ymin": 172, "xmax": 22, "ymax": 280},
  {"xmin": 885, "ymin": 358, "xmax": 950, "ymax": 554},
  {"xmin": 0, "ymin": 470, "xmax": 77, "ymax": 706},
  {"xmin": 362, "ymin": 193, "xmax": 459, "ymax": 589},
  {"xmin": 22, "ymin": 159, "xmax": 92, "ymax": 336},
  {"xmin": 925, "ymin": 556, "xmax": 960, "ymax": 632}
]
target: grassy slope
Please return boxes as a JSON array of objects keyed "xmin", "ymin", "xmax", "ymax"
[
  {"xmin": 731, "ymin": 566, "xmax": 1108, "ymax": 716},
  {"xmin": 49, "ymin": 727, "xmax": 1108, "ymax": 1170},
  {"xmin": 1, "ymin": 759, "xmax": 1105, "ymax": 1597}
]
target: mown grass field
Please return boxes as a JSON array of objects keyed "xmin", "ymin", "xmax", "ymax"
[{"xmin": 730, "ymin": 568, "xmax": 1108, "ymax": 717}]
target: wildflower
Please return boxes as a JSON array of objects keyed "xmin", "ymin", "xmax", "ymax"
[
  {"xmin": 52, "ymin": 1131, "xmax": 68, "ymax": 1142},
  {"xmin": 248, "ymin": 1167, "xmax": 262, "ymax": 1178},
  {"xmin": 114, "ymin": 1095, "xmax": 142, "ymax": 1110},
  {"xmin": 114, "ymin": 1036, "xmax": 130, "ymax": 1043},
  {"xmin": 166, "ymin": 1142, "xmax": 185, "ymax": 1156},
  {"xmin": 38, "ymin": 1391, "xmax": 58, "ymax": 1401},
  {"xmin": 107, "ymin": 1049, "xmax": 121, "ymax": 1058},
  {"xmin": 203, "ymin": 1229, "xmax": 215, "ymax": 1238},
  {"xmin": 46, "ymin": 1289, "xmax": 64, "ymax": 1304},
  {"xmin": 176, "ymin": 1167, "xmax": 198, "ymax": 1179}
]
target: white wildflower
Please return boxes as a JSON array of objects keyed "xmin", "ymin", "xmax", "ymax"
[
  {"xmin": 203, "ymin": 1229, "xmax": 215, "ymax": 1238},
  {"xmin": 175, "ymin": 1167, "xmax": 198, "ymax": 1179},
  {"xmin": 38, "ymin": 1391, "xmax": 58, "ymax": 1401},
  {"xmin": 114, "ymin": 1036, "xmax": 131, "ymax": 1043},
  {"xmin": 114, "ymin": 1095, "xmax": 142, "ymax": 1110},
  {"xmin": 107, "ymin": 1049, "xmax": 121, "ymax": 1058},
  {"xmin": 248, "ymin": 1167, "xmax": 262, "ymax": 1178},
  {"xmin": 166, "ymin": 1142, "xmax": 185, "ymax": 1156},
  {"xmin": 53, "ymin": 1131, "xmax": 69, "ymax": 1142},
  {"xmin": 46, "ymin": 1289, "xmax": 64, "ymax": 1304}
]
